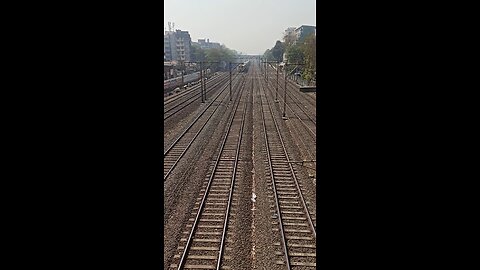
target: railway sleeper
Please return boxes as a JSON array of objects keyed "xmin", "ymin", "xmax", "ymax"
[
  {"xmin": 285, "ymin": 235, "xmax": 314, "ymax": 241},
  {"xmin": 275, "ymin": 183, "xmax": 296, "ymax": 187},
  {"xmin": 289, "ymin": 261, "xmax": 316, "ymax": 267},
  {"xmin": 277, "ymin": 191, "xmax": 299, "ymax": 195},
  {"xmin": 187, "ymin": 218, "xmax": 223, "ymax": 223},
  {"xmin": 273, "ymin": 176, "xmax": 295, "ymax": 180},
  {"xmin": 278, "ymin": 196, "xmax": 300, "ymax": 200},
  {"xmin": 276, "ymin": 188, "xmax": 297, "ymax": 192},
  {"xmin": 204, "ymin": 197, "xmax": 230, "ymax": 201},
  {"xmin": 279, "ymin": 200, "xmax": 299, "ymax": 204},
  {"xmin": 177, "ymin": 246, "xmax": 233, "ymax": 252},
  {"xmin": 281, "ymin": 211, "xmax": 304, "ymax": 215},
  {"xmin": 205, "ymin": 190, "xmax": 229, "ymax": 193},
  {"xmin": 169, "ymin": 264, "xmax": 217, "ymax": 269},
  {"xmin": 281, "ymin": 216, "xmax": 306, "ymax": 221},
  {"xmin": 273, "ymin": 172, "xmax": 293, "ymax": 177},
  {"xmin": 195, "ymin": 213, "xmax": 225, "ymax": 217},
  {"xmin": 283, "ymin": 229, "xmax": 312, "ymax": 234},
  {"xmin": 182, "ymin": 231, "xmax": 223, "ymax": 236}
]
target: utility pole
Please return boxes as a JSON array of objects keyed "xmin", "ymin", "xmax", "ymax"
[
  {"xmin": 266, "ymin": 62, "xmax": 268, "ymax": 81},
  {"xmin": 265, "ymin": 61, "xmax": 267, "ymax": 81},
  {"xmin": 200, "ymin": 62, "xmax": 204, "ymax": 103},
  {"xmin": 283, "ymin": 60, "xmax": 287, "ymax": 119},
  {"xmin": 262, "ymin": 60, "xmax": 280, "ymax": 102},
  {"xmin": 229, "ymin": 62, "xmax": 232, "ymax": 101},
  {"xmin": 181, "ymin": 61, "xmax": 185, "ymax": 87},
  {"xmin": 276, "ymin": 61, "xmax": 279, "ymax": 102},
  {"xmin": 202, "ymin": 67, "xmax": 207, "ymax": 101},
  {"xmin": 283, "ymin": 61, "xmax": 305, "ymax": 119},
  {"xmin": 184, "ymin": 61, "xmax": 220, "ymax": 103},
  {"xmin": 203, "ymin": 61, "xmax": 220, "ymax": 101},
  {"xmin": 227, "ymin": 61, "xmax": 243, "ymax": 102}
]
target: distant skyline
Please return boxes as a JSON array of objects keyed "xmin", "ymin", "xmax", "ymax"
[{"xmin": 164, "ymin": 0, "xmax": 316, "ymax": 55}]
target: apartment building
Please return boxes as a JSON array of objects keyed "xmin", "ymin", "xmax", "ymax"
[
  {"xmin": 164, "ymin": 30, "xmax": 192, "ymax": 62},
  {"xmin": 193, "ymin": 38, "xmax": 221, "ymax": 50},
  {"xmin": 294, "ymin": 25, "xmax": 316, "ymax": 43}
]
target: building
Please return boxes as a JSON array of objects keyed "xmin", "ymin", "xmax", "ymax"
[
  {"xmin": 294, "ymin": 25, "xmax": 316, "ymax": 43},
  {"xmin": 164, "ymin": 61, "xmax": 176, "ymax": 80},
  {"xmin": 164, "ymin": 29, "xmax": 192, "ymax": 62},
  {"xmin": 193, "ymin": 38, "xmax": 221, "ymax": 50}
]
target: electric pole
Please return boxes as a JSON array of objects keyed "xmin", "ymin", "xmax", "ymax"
[
  {"xmin": 282, "ymin": 61, "xmax": 305, "ymax": 119},
  {"xmin": 181, "ymin": 61, "xmax": 185, "ymax": 87},
  {"xmin": 265, "ymin": 61, "xmax": 267, "ymax": 81},
  {"xmin": 283, "ymin": 61, "xmax": 287, "ymax": 119},
  {"xmin": 229, "ymin": 62, "xmax": 232, "ymax": 101},
  {"xmin": 200, "ymin": 62, "xmax": 204, "ymax": 103},
  {"xmin": 227, "ymin": 61, "xmax": 243, "ymax": 102},
  {"xmin": 262, "ymin": 60, "xmax": 280, "ymax": 102},
  {"xmin": 276, "ymin": 61, "xmax": 279, "ymax": 102},
  {"xmin": 184, "ymin": 61, "xmax": 220, "ymax": 103},
  {"xmin": 202, "ymin": 67, "xmax": 207, "ymax": 101}
]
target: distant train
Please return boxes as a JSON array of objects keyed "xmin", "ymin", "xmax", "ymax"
[
  {"xmin": 164, "ymin": 69, "xmax": 211, "ymax": 91},
  {"xmin": 238, "ymin": 61, "xmax": 250, "ymax": 73}
]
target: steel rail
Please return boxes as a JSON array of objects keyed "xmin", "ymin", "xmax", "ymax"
[
  {"xmin": 176, "ymin": 77, "xmax": 247, "ymax": 270},
  {"xmin": 261, "ymin": 77, "xmax": 316, "ymax": 237},
  {"xmin": 216, "ymin": 77, "xmax": 248, "ymax": 270},
  {"xmin": 266, "ymin": 65, "xmax": 317, "ymax": 121},
  {"xmin": 163, "ymin": 75, "xmax": 243, "ymax": 181},
  {"xmin": 164, "ymin": 73, "xmax": 241, "ymax": 156},
  {"xmin": 164, "ymin": 73, "xmax": 238, "ymax": 120},
  {"xmin": 164, "ymin": 72, "xmax": 229, "ymax": 106},
  {"xmin": 164, "ymin": 72, "xmax": 226, "ymax": 106},
  {"xmin": 264, "ymin": 79, "xmax": 316, "ymax": 140},
  {"xmin": 257, "ymin": 74, "xmax": 291, "ymax": 270},
  {"xmin": 263, "ymin": 66, "xmax": 317, "ymax": 181},
  {"xmin": 268, "ymin": 77, "xmax": 316, "ymax": 125},
  {"xmin": 284, "ymin": 78, "xmax": 316, "ymax": 107}
]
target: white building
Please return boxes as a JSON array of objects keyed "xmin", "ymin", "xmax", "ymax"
[
  {"xmin": 164, "ymin": 30, "xmax": 192, "ymax": 62},
  {"xmin": 193, "ymin": 38, "xmax": 221, "ymax": 50}
]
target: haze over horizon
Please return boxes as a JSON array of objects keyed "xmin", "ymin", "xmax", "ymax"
[{"xmin": 164, "ymin": 0, "xmax": 316, "ymax": 55}]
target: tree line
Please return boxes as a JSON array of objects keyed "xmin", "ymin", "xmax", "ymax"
[
  {"xmin": 263, "ymin": 31, "xmax": 316, "ymax": 84},
  {"xmin": 190, "ymin": 44, "xmax": 239, "ymax": 72}
]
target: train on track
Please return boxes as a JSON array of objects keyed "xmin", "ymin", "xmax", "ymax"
[
  {"xmin": 164, "ymin": 69, "xmax": 211, "ymax": 91},
  {"xmin": 238, "ymin": 60, "xmax": 250, "ymax": 73}
]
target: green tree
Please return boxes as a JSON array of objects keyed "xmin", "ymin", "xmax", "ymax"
[
  {"xmin": 263, "ymin": 49, "xmax": 274, "ymax": 61},
  {"xmin": 271, "ymin": 40, "xmax": 285, "ymax": 62},
  {"xmin": 283, "ymin": 27, "xmax": 297, "ymax": 49},
  {"xmin": 191, "ymin": 43, "xmax": 206, "ymax": 62},
  {"xmin": 204, "ymin": 45, "xmax": 236, "ymax": 71},
  {"xmin": 302, "ymin": 34, "xmax": 316, "ymax": 83},
  {"xmin": 285, "ymin": 44, "xmax": 304, "ymax": 64}
]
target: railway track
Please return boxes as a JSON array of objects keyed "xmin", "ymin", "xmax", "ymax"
[
  {"xmin": 262, "ymin": 74, "xmax": 317, "ymax": 186},
  {"xmin": 164, "ymin": 72, "xmax": 223, "ymax": 104},
  {"xmin": 169, "ymin": 73, "xmax": 250, "ymax": 270},
  {"xmin": 265, "ymin": 65, "xmax": 316, "ymax": 121},
  {"xmin": 164, "ymin": 74, "xmax": 245, "ymax": 181},
  {"xmin": 257, "ymin": 74, "xmax": 317, "ymax": 269},
  {"xmin": 164, "ymin": 73, "xmax": 236, "ymax": 121},
  {"xmin": 264, "ymin": 79, "xmax": 316, "ymax": 140},
  {"xmin": 164, "ymin": 72, "xmax": 228, "ymax": 107},
  {"xmin": 284, "ymin": 78, "xmax": 316, "ymax": 109}
]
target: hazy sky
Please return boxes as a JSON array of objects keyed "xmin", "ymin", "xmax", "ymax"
[{"xmin": 164, "ymin": 0, "xmax": 316, "ymax": 55}]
